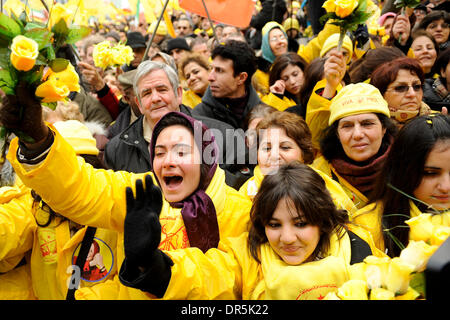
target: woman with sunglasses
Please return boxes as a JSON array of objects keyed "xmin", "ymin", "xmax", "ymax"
[{"xmin": 370, "ymin": 57, "xmax": 432, "ymax": 128}]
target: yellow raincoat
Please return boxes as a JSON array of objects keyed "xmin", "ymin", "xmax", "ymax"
[
  {"xmin": 181, "ymin": 89, "xmax": 202, "ymax": 109},
  {"xmin": 305, "ymin": 79, "xmax": 343, "ymax": 149},
  {"xmin": 352, "ymin": 201, "xmax": 450, "ymax": 253},
  {"xmin": 7, "ymin": 126, "xmax": 252, "ymax": 299},
  {"xmin": 239, "ymin": 165, "xmax": 357, "ymax": 217},
  {"xmin": 161, "ymin": 226, "xmax": 379, "ymax": 300},
  {"xmin": 312, "ymin": 155, "xmax": 369, "ymax": 210},
  {"xmin": 261, "ymin": 92, "xmax": 296, "ymax": 111},
  {"xmin": 0, "ymin": 179, "xmax": 118, "ymax": 300}
]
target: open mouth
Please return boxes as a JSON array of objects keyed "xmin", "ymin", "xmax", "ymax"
[{"xmin": 163, "ymin": 175, "xmax": 183, "ymax": 189}]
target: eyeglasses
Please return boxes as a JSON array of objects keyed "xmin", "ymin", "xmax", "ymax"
[
  {"xmin": 269, "ymin": 35, "xmax": 287, "ymax": 42},
  {"xmin": 386, "ymin": 84, "xmax": 423, "ymax": 93}
]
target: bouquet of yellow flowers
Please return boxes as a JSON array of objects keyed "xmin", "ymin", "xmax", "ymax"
[
  {"xmin": 0, "ymin": 5, "xmax": 91, "ymax": 154},
  {"xmin": 92, "ymin": 40, "xmax": 134, "ymax": 70},
  {"xmin": 320, "ymin": 0, "xmax": 373, "ymax": 51},
  {"xmin": 325, "ymin": 214, "xmax": 449, "ymax": 300}
]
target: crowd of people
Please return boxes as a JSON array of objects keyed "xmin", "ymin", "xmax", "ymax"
[{"xmin": 0, "ymin": 0, "xmax": 449, "ymax": 301}]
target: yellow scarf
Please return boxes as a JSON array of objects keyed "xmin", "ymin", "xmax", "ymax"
[{"xmin": 252, "ymin": 230, "xmax": 351, "ymax": 300}]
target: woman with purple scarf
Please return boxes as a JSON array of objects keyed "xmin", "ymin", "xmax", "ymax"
[{"xmin": 118, "ymin": 112, "xmax": 252, "ymax": 297}]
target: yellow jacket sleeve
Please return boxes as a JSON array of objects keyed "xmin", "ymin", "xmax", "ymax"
[
  {"xmin": 7, "ymin": 127, "xmax": 148, "ymax": 232},
  {"xmin": 0, "ymin": 187, "xmax": 36, "ymax": 272},
  {"xmin": 261, "ymin": 92, "xmax": 296, "ymax": 111},
  {"xmin": 297, "ymin": 21, "xmax": 340, "ymax": 63},
  {"xmin": 305, "ymin": 79, "xmax": 343, "ymax": 149}
]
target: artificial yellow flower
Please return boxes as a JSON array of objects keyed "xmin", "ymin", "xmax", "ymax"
[
  {"xmin": 363, "ymin": 255, "xmax": 390, "ymax": 288},
  {"xmin": 93, "ymin": 41, "xmax": 113, "ymax": 69},
  {"xmin": 334, "ymin": 0, "xmax": 359, "ymax": 18},
  {"xmin": 10, "ymin": 35, "xmax": 39, "ymax": 72},
  {"xmin": 337, "ymin": 279, "xmax": 368, "ymax": 300},
  {"xmin": 48, "ymin": 3, "xmax": 73, "ymax": 29},
  {"xmin": 111, "ymin": 44, "xmax": 134, "ymax": 66},
  {"xmin": 406, "ymin": 213, "xmax": 435, "ymax": 242},
  {"xmin": 348, "ymin": 262, "xmax": 366, "ymax": 281},
  {"xmin": 35, "ymin": 76, "xmax": 70, "ymax": 103},
  {"xmin": 48, "ymin": 63, "xmax": 80, "ymax": 92},
  {"xmin": 399, "ymin": 240, "xmax": 438, "ymax": 272},
  {"xmin": 395, "ymin": 287, "xmax": 420, "ymax": 300},
  {"xmin": 369, "ymin": 287, "xmax": 395, "ymax": 300},
  {"xmin": 385, "ymin": 257, "xmax": 414, "ymax": 295},
  {"xmin": 323, "ymin": 291, "xmax": 341, "ymax": 300},
  {"xmin": 430, "ymin": 226, "xmax": 450, "ymax": 246},
  {"xmin": 322, "ymin": 0, "xmax": 337, "ymax": 13}
]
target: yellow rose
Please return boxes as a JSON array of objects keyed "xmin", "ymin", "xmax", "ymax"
[
  {"xmin": 363, "ymin": 255, "xmax": 390, "ymax": 288},
  {"xmin": 334, "ymin": 0, "xmax": 359, "ymax": 18},
  {"xmin": 406, "ymin": 214, "xmax": 435, "ymax": 242},
  {"xmin": 323, "ymin": 291, "xmax": 341, "ymax": 300},
  {"xmin": 395, "ymin": 287, "xmax": 420, "ymax": 300},
  {"xmin": 48, "ymin": 3, "xmax": 73, "ymax": 29},
  {"xmin": 337, "ymin": 280, "xmax": 368, "ymax": 300},
  {"xmin": 10, "ymin": 35, "xmax": 39, "ymax": 72},
  {"xmin": 322, "ymin": 0, "xmax": 337, "ymax": 13},
  {"xmin": 348, "ymin": 262, "xmax": 366, "ymax": 281},
  {"xmin": 35, "ymin": 77, "xmax": 70, "ymax": 103},
  {"xmin": 399, "ymin": 240, "xmax": 438, "ymax": 272},
  {"xmin": 430, "ymin": 226, "xmax": 450, "ymax": 246},
  {"xmin": 48, "ymin": 63, "xmax": 80, "ymax": 92},
  {"xmin": 369, "ymin": 288, "xmax": 395, "ymax": 300},
  {"xmin": 385, "ymin": 257, "xmax": 414, "ymax": 295}
]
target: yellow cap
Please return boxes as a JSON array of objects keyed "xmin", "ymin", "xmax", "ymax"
[
  {"xmin": 148, "ymin": 21, "xmax": 168, "ymax": 36},
  {"xmin": 53, "ymin": 120, "xmax": 99, "ymax": 155},
  {"xmin": 320, "ymin": 33, "xmax": 353, "ymax": 64},
  {"xmin": 328, "ymin": 83, "xmax": 390, "ymax": 125},
  {"xmin": 283, "ymin": 18, "xmax": 300, "ymax": 32}
]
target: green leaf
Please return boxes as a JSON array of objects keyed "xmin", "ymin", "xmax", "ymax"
[
  {"xmin": 11, "ymin": 129, "xmax": 35, "ymax": 144},
  {"xmin": 0, "ymin": 48, "xmax": 11, "ymax": 70},
  {"xmin": 409, "ymin": 272, "xmax": 426, "ymax": 299},
  {"xmin": 46, "ymin": 45, "xmax": 56, "ymax": 61},
  {"xmin": 22, "ymin": 66, "xmax": 44, "ymax": 85},
  {"xmin": 0, "ymin": 126, "xmax": 6, "ymax": 139},
  {"xmin": 66, "ymin": 25, "xmax": 92, "ymax": 44},
  {"xmin": 0, "ymin": 69, "xmax": 17, "ymax": 94},
  {"xmin": 24, "ymin": 28, "xmax": 53, "ymax": 50},
  {"xmin": 0, "ymin": 13, "xmax": 22, "ymax": 37},
  {"xmin": 25, "ymin": 22, "xmax": 47, "ymax": 32},
  {"xmin": 52, "ymin": 19, "xmax": 69, "ymax": 37},
  {"xmin": 49, "ymin": 58, "xmax": 69, "ymax": 72},
  {"xmin": 42, "ymin": 102, "xmax": 57, "ymax": 110}
]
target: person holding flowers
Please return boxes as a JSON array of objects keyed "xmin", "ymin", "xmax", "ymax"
[{"xmin": 353, "ymin": 113, "xmax": 449, "ymax": 257}]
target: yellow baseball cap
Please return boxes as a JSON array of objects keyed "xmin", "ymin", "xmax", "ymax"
[
  {"xmin": 53, "ymin": 120, "xmax": 99, "ymax": 155},
  {"xmin": 328, "ymin": 83, "xmax": 390, "ymax": 125}
]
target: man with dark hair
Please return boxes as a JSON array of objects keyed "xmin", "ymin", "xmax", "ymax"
[
  {"xmin": 166, "ymin": 37, "xmax": 192, "ymax": 66},
  {"xmin": 123, "ymin": 32, "xmax": 147, "ymax": 72},
  {"xmin": 192, "ymin": 40, "xmax": 261, "ymax": 130}
]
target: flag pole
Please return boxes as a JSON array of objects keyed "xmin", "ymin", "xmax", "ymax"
[
  {"xmin": 200, "ymin": 0, "xmax": 219, "ymax": 44},
  {"xmin": 143, "ymin": 0, "xmax": 171, "ymax": 61}
]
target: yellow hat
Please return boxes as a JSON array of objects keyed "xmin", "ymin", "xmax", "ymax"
[
  {"xmin": 148, "ymin": 21, "xmax": 168, "ymax": 36},
  {"xmin": 328, "ymin": 83, "xmax": 390, "ymax": 125},
  {"xmin": 283, "ymin": 18, "xmax": 300, "ymax": 32},
  {"xmin": 320, "ymin": 33, "xmax": 353, "ymax": 64},
  {"xmin": 53, "ymin": 120, "xmax": 99, "ymax": 155}
]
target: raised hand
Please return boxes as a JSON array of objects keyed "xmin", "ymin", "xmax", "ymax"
[{"xmin": 124, "ymin": 174, "xmax": 163, "ymax": 267}]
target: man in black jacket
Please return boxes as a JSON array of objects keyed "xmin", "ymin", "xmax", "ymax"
[{"xmin": 104, "ymin": 61, "xmax": 252, "ymax": 189}]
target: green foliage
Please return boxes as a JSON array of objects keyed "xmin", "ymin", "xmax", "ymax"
[
  {"xmin": 394, "ymin": 0, "xmax": 421, "ymax": 9},
  {"xmin": 320, "ymin": 0, "xmax": 372, "ymax": 33}
]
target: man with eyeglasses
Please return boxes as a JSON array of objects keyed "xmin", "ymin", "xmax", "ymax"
[{"xmin": 176, "ymin": 18, "xmax": 194, "ymax": 38}]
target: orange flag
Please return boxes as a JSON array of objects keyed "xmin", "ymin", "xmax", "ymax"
[{"xmin": 178, "ymin": 0, "xmax": 254, "ymax": 29}]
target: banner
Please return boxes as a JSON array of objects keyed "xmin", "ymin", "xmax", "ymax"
[{"xmin": 178, "ymin": 0, "xmax": 254, "ymax": 28}]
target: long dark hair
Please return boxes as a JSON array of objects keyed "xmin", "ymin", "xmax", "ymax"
[
  {"xmin": 247, "ymin": 162, "xmax": 349, "ymax": 263},
  {"xmin": 369, "ymin": 114, "xmax": 450, "ymax": 257}
]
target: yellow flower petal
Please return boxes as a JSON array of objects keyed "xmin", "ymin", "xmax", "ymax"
[
  {"xmin": 385, "ymin": 257, "xmax": 414, "ymax": 295},
  {"xmin": 370, "ymin": 287, "xmax": 395, "ymax": 300},
  {"xmin": 10, "ymin": 35, "xmax": 39, "ymax": 72},
  {"xmin": 399, "ymin": 240, "xmax": 438, "ymax": 273},
  {"xmin": 49, "ymin": 63, "xmax": 80, "ymax": 92},
  {"xmin": 337, "ymin": 279, "xmax": 368, "ymax": 300},
  {"xmin": 35, "ymin": 77, "xmax": 70, "ymax": 103},
  {"xmin": 406, "ymin": 214, "xmax": 435, "ymax": 242},
  {"xmin": 395, "ymin": 287, "xmax": 420, "ymax": 300}
]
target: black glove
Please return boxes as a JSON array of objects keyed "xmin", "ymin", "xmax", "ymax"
[
  {"xmin": 119, "ymin": 174, "xmax": 173, "ymax": 297},
  {"xmin": 353, "ymin": 24, "xmax": 369, "ymax": 49},
  {"xmin": 0, "ymin": 81, "xmax": 48, "ymax": 144}
]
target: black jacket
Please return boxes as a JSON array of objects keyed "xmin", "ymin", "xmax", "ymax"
[
  {"xmin": 192, "ymin": 86, "xmax": 262, "ymax": 130},
  {"xmin": 423, "ymin": 77, "xmax": 450, "ymax": 112}
]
